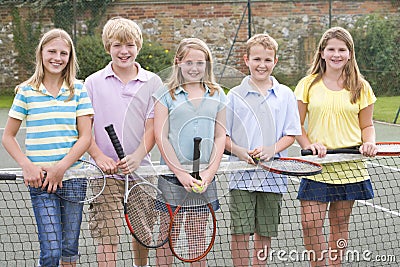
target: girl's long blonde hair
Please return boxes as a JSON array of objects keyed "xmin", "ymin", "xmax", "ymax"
[
  {"xmin": 17, "ymin": 28, "xmax": 78, "ymax": 101},
  {"xmin": 308, "ymin": 27, "xmax": 364, "ymax": 104},
  {"xmin": 166, "ymin": 38, "xmax": 220, "ymax": 99}
]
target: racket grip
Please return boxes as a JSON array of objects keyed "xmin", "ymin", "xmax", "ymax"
[
  {"xmin": 105, "ymin": 124, "xmax": 126, "ymax": 159},
  {"xmin": 223, "ymin": 149, "xmax": 232, "ymax": 156},
  {"xmin": 301, "ymin": 148, "xmax": 360, "ymax": 156},
  {"xmin": 301, "ymin": 149, "xmax": 313, "ymax": 156},
  {"xmin": 0, "ymin": 173, "xmax": 18, "ymax": 180},
  {"xmin": 192, "ymin": 137, "xmax": 202, "ymax": 180}
]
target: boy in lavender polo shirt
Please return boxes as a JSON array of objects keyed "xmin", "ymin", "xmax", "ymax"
[
  {"xmin": 84, "ymin": 17, "xmax": 162, "ymax": 267},
  {"xmin": 225, "ymin": 34, "xmax": 301, "ymax": 266}
]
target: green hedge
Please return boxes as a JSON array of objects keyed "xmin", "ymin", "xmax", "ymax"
[
  {"xmin": 76, "ymin": 35, "xmax": 173, "ymax": 80},
  {"xmin": 350, "ymin": 14, "xmax": 400, "ymax": 96}
]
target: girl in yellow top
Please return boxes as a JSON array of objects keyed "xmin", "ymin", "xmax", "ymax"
[{"xmin": 294, "ymin": 27, "xmax": 378, "ymax": 267}]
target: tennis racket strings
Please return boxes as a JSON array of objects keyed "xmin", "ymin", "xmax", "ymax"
[
  {"xmin": 169, "ymin": 195, "xmax": 216, "ymax": 262},
  {"xmin": 56, "ymin": 160, "xmax": 106, "ymax": 203},
  {"xmin": 125, "ymin": 181, "xmax": 170, "ymax": 248},
  {"xmin": 263, "ymin": 158, "xmax": 323, "ymax": 176},
  {"xmin": 105, "ymin": 123, "xmax": 171, "ymax": 248},
  {"xmin": 0, "ymin": 159, "xmax": 106, "ymax": 203}
]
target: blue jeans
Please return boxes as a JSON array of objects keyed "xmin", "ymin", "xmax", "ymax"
[{"xmin": 30, "ymin": 179, "xmax": 85, "ymax": 267}]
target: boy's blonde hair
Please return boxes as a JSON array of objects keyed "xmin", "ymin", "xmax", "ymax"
[
  {"xmin": 308, "ymin": 26, "xmax": 364, "ymax": 104},
  {"xmin": 246, "ymin": 33, "xmax": 278, "ymax": 58},
  {"xmin": 167, "ymin": 38, "xmax": 221, "ymax": 99},
  {"xmin": 102, "ymin": 16, "xmax": 143, "ymax": 53},
  {"xmin": 19, "ymin": 28, "xmax": 77, "ymax": 101}
]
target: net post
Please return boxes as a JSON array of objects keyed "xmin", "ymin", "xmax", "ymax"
[{"xmin": 394, "ymin": 106, "xmax": 400, "ymax": 124}]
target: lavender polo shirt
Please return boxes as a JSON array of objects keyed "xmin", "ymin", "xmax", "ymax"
[{"xmin": 85, "ymin": 62, "xmax": 163, "ymax": 165}]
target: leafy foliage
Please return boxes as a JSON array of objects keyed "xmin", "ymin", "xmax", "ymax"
[
  {"xmin": 53, "ymin": 0, "xmax": 113, "ymax": 35},
  {"xmin": 136, "ymin": 41, "xmax": 174, "ymax": 75},
  {"xmin": 11, "ymin": 7, "xmax": 42, "ymax": 75},
  {"xmin": 76, "ymin": 35, "xmax": 173, "ymax": 80},
  {"xmin": 350, "ymin": 15, "xmax": 400, "ymax": 96},
  {"xmin": 76, "ymin": 34, "xmax": 110, "ymax": 79}
]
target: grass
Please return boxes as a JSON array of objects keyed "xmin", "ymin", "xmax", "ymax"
[
  {"xmin": 374, "ymin": 96, "xmax": 400, "ymax": 124},
  {"xmin": 0, "ymin": 94, "xmax": 399, "ymax": 124},
  {"xmin": 0, "ymin": 95, "xmax": 14, "ymax": 109}
]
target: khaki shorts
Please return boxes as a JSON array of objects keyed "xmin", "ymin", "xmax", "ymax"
[
  {"xmin": 89, "ymin": 176, "xmax": 157, "ymax": 245},
  {"xmin": 229, "ymin": 189, "xmax": 282, "ymax": 237}
]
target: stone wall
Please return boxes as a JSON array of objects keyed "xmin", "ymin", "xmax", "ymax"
[{"xmin": 0, "ymin": 0, "xmax": 398, "ymax": 92}]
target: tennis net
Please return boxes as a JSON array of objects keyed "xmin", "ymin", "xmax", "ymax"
[{"xmin": 0, "ymin": 155, "xmax": 399, "ymax": 266}]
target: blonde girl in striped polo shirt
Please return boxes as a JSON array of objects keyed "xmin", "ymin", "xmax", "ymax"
[{"xmin": 2, "ymin": 29, "xmax": 94, "ymax": 266}]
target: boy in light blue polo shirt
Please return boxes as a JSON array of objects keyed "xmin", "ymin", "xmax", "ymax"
[{"xmin": 225, "ymin": 34, "xmax": 301, "ymax": 266}]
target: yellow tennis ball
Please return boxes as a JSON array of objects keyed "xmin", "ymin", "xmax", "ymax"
[
  {"xmin": 253, "ymin": 157, "xmax": 260, "ymax": 164},
  {"xmin": 191, "ymin": 184, "xmax": 204, "ymax": 193}
]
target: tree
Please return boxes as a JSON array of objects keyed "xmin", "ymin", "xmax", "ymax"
[{"xmin": 351, "ymin": 14, "xmax": 400, "ymax": 96}]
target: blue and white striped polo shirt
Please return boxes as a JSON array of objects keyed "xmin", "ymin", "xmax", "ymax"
[{"xmin": 8, "ymin": 81, "xmax": 94, "ymax": 167}]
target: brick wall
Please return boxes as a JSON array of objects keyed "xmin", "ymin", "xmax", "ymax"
[{"xmin": 0, "ymin": 0, "xmax": 398, "ymax": 92}]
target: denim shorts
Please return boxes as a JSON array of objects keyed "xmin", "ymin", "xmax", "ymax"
[
  {"xmin": 30, "ymin": 178, "xmax": 85, "ymax": 266},
  {"xmin": 297, "ymin": 178, "xmax": 374, "ymax": 202}
]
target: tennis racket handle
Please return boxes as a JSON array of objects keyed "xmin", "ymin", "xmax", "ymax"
[
  {"xmin": 192, "ymin": 137, "xmax": 202, "ymax": 180},
  {"xmin": 0, "ymin": 173, "xmax": 18, "ymax": 180},
  {"xmin": 301, "ymin": 148, "xmax": 360, "ymax": 156},
  {"xmin": 193, "ymin": 137, "xmax": 202, "ymax": 161},
  {"xmin": 105, "ymin": 124, "xmax": 126, "ymax": 160}
]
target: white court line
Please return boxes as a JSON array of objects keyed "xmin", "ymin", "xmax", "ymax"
[
  {"xmin": 368, "ymin": 161, "xmax": 400, "ymax": 173},
  {"xmin": 0, "ymin": 126, "xmax": 26, "ymax": 131},
  {"xmin": 289, "ymin": 161, "xmax": 400, "ymax": 217},
  {"xmin": 362, "ymin": 161, "xmax": 400, "ymax": 216},
  {"xmin": 0, "ymin": 127, "xmax": 27, "ymax": 130},
  {"xmin": 357, "ymin": 200, "xmax": 400, "ymax": 217}
]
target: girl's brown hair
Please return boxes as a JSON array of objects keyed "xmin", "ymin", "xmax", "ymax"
[{"xmin": 308, "ymin": 27, "xmax": 365, "ymax": 104}]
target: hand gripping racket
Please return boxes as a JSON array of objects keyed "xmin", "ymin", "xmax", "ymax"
[
  {"xmin": 169, "ymin": 137, "xmax": 217, "ymax": 263},
  {"xmin": 301, "ymin": 142, "xmax": 400, "ymax": 157},
  {"xmin": 0, "ymin": 159, "xmax": 106, "ymax": 203},
  {"xmin": 104, "ymin": 124, "xmax": 171, "ymax": 248}
]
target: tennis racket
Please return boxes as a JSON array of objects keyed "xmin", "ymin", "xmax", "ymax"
[
  {"xmin": 104, "ymin": 124, "xmax": 171, "ymax": 248},
  {"xmin": 258, "ymin": 157, "xmax": 323, "ymax": 176},
  {"xmin": 0, "ymin": 159, "xmax": 106, "ymax": 203},
  {"xmin": 224, "ymin": 150, "xmax": 322, "ymax": 176},
  {"xmin": 169, "ymin": 137, "xmax": 217, "ymax": 263},
  {"xmin": 301, "ymin": 142, "xmax": 400, "ymax": 157}
]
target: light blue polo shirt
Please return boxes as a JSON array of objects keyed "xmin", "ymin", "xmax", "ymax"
[
  {"xmin": 226, "ymin": 76, "xmax": 301, "ymax": 193},
  {"xmin": 153, "ymin": 85, "xmax": 227, "ymax": 165}
]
